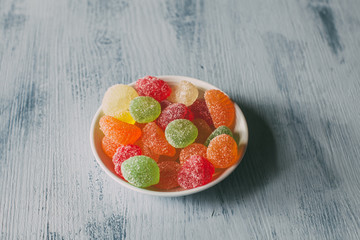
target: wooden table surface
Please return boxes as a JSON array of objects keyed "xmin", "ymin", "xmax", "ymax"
[{"xmin": 1, "ymin": 0, "xmax": 360, "ymax": 239}]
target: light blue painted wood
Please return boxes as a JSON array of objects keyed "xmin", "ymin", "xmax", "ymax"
[{"xmin": 1, "ymin": 0, "xmax": 360, "ymax": 239}]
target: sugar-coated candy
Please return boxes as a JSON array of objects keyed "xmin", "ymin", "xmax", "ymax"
[
  {"xmin": 135, "ymin": 76, "xmax": 171, "ymax": 102},
  {"xmin": 205, "ymin": 125, "xmax": 234, "ymax": 147},
  {"xmin": 155, "ymin": 161, "xmax": 181, "ymax": 190},
  {"xmin": 129, "ymin": 96, "xmax": 161, "ymax": 123},
  {"xmin": 178, "ymin": 155, "xmax": 214, "ymax": 189},
  {"xmin": 116, "ymin": 111, "xmax": 135, "ymax": 124},
  {"xmin": 165, "ymin": 119, "xmax": 198, "ymax": 148},
  {"xmin": 158, "ymin": 148, "xmax": 181, "ymax": 163},
  {"xmin": 142, "ymin": 122, "xmax": 176, "ymax": 156},
  {"xmin": 112, "ymin": 144, "xmax": 142, "ymax": 165},
  {"xmin": 102, "ymin": 136, "xmax": 123, "ymax": 158},
  {"xmin": 168, "ymin": 80, "xmax": 198, "ymax": 106},
  {"xmin": 102, "ymin": 84, "xmax": 138, "ymax": 118},
  {"xmin": 121, "ymin": 156, "xmax": 160, "ymax": 188},
  {"xmin": 193, "ymin": 118, "xmax": 212, "ymax": 144},
  {"xmin": 204, "ymin": 89, "xmax": 235, "ymax": 128},
  {"xmin": 157, "ymin": 103, "xmax": 194, "ymax": 130},
  {"xmin": 179, "ymin": 143, "xmax": 207, "ymax": 165},
  {"xmin": 112, "ymin": 144, "xmax": 141, "ymax": 178},
  {"xmin": 189, "ymin": 99, "xmax": 214, "ymax": 127},
  {"xmin": 207, "ymin": 134, "xmax": 238, "ymax": 168},
  {"xmin": 160, "ymin": 100, "xmax": 173, "ymax": 110},
  {"xmin": 134, "ymin": 137, "xmax": 160, "ymax": 162},
  {"xmin": 99, "ymin": 116, "xmax": 141, "ymax": 145}
]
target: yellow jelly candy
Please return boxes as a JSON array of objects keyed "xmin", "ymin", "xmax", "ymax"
[
  {"xmin": 102, "ymin": 84, "xmax": 138, "ymax": 117},
  {"xmin": 114, "ymin": 111, "xmax": 135, "ymax": 124}
]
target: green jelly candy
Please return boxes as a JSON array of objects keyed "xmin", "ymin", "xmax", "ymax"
[
  {"xmin": 205, "ymin": 125, "xmax": 234, "ymax": 146},
  {"xmin": 129, "ymin": 96, "xmax": 161, "ymax": 123},
  {"xmin": 121, "ymin": 156, "xmax": 160, "ymax": 188},
  {"xmin": 165, "ymin": 119, "xmax": 198, "ymax": 148}
]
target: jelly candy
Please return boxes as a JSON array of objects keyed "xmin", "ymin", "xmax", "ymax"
[
  {"xmin": 189, "ymin": 99, "xmax": 214, "ymax": 127},
  {"xmin": 99, "ymin": 116, "xmax": 141, "ymax": 145},
  {"xmin": 204, "ymin": 89, "xmax": 235, "ymax": 128},
  {"xmin": 112, "ymin": 144, "xmax": 141, "ymax": 178},
  {"xmin": 135, "ymin": 76, "xmax": 171, "ymax": 102},
  {"xmin": 165, "ymin": 119, "xmax": 198, "ymax": 148},
  {"xmin": 205, "ymin": 125, "xmax": 234, "ymax": 147},
  {"xmin": 116, "ymin": 111, "xmax": 135, "ymax": 124},
  {"xmin": 207, "ymin": 134, "xmax": 238, "ymax": 168},
  {"xmin": 160, "ymin": 100, "xmax": 173, "ymax": 110},
  {"xmin": 121, "ymin": 156, "xmax": 160, "ymax": 188},
  {"xmin": 129, "ymin": 96, "xmax": 161, "ymax": 123},
  {"xmin": 142, "ymin": 122, "xmax": 176, "ymax": 156},
  {"xmin": 193, "ymin": 118, "xmax": 212, "ymax": 144},
  {"xmin": 157, "ymin": 103, "xmax": 194, "ymax": 130},
  {"xmin": 102, "ymin": 84, "xmax": 138, "ymax": 118},
  {"xmin": 155, "ymin": 161, "xmax": 181, "ymax": 190},
  {"xmin": 112, "ymin": 144, "xmax": 142, "ymax": 165},
  {"xmin": 158, "ymin": 148, "xmax": 181, "ymax": 163},
  {"xmin": 102, "ymin": 136, "xmax": 123, "ymax": 158},
  {"xmin": 178, "ymin": 155, "xmax": 214, "ymax": 189},
  {"xmin": 179, "ymin": 143, "xmax": 207, "ymax": 165},
  {"xmin": 134, "ymin": 137, "xmax": 160, "ymax": 162},
  {"xmin": 168, "ymin": 80, "xmax": 198, "ymax": 106}
]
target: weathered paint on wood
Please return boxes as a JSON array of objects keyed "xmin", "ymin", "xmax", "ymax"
[{"xmin": 1, "ymin": 0, "xmax": 360, "ymax": 239}]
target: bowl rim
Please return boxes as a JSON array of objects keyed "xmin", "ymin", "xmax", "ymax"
[{"xmin": 90, "ymin": 75, "xmax": 248, "ymax": 197}]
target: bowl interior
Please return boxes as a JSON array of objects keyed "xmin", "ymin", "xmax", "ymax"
[{"xmin": 90, "ymin": 75, "xmax": 248, "ymax": 197}]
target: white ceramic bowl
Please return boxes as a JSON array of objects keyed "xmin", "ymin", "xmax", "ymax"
[{"xmin": 90, "ymin": 75, "xmax": 248, "ymax": 197}]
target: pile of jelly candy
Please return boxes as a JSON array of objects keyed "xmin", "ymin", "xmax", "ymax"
[{"xmin": 99, "ymin": 76, "xmax": 239, "ymax": 190}]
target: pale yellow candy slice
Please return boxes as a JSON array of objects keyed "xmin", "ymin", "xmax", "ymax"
[
  {"xmin": 102, "ymin": 84, "xmax": 138, "ymax": 117},
  {"xmin": 113, "ymin": 111, "xmax": 135, "ymax": 124},
  {"xmin": 168, "ymin": 80, "xmax": 198, "ymax": 106}
]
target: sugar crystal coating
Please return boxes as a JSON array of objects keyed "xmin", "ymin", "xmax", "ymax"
[
  {"xmin": 99, "ymin": 116, "xmax": 141, "ymax": 145},
  {"xmin": 102, "ymin": 84, "xmax": 138, "ymax": 118},
  {"xmin": 101, "ymin": 136, "xmax": 123, "ymax": 158},
  {"xmin": 121, "ymin": 156, "xmax": 160, "ymax": 188},
  {"xmin": 179, "ymin": 143, "xmax": 207, "ymax": 165},
  {"xmin": 204, "ymin": 89, "xmax": 235, "ymax": 128},
  {"xmin": 135, "ymin": 76, "xmax": 171, "ymax": 102},
  {"xmin": 134, "ymin": 137, "xmax": 160, "ymax": 162},
  {"xmin": 112, "ymin": 144, "xmax": 142, "ymax": 178},
  {"xmin": 193, "ymin": 118, "xmax": 213, "ymax": 144},
  {"xmin": 178, "ymin": 155, "xmax": 215, "ymax": 189},
  {"xmin": 205, "ymin": 125, "xmax": 234, "ymax": 147},
  {"xmin": 189, "ymin": 99, "xmax": 214, "ymax": 127},
  {"xmin": 129, "ymin": 96, "xmax": 161, "ymax": 123},
  {"xmin": 168, "ymin": 80, "xmax": 198, "ymax": 106},
  {"xmin": 160, "ymin": 100, "xmax": 173, "ymax": 110},
  {"xmin": 155, "ymin": 161, "xmax": 181, "ymax": 190},
  {"xmin": 157, "ymin": 103, "xmax": 194, "ymax": 130},
  {"xmin": 142, "ymin": 122, "xmax": 176, "ymax": 156},
  {"xmin": 207, "ymin": 134, "xmax": 238, "ymax": 168},
  {"xmin": 165, "ymin": 119, "xmax": 198, "ymax": 148}
]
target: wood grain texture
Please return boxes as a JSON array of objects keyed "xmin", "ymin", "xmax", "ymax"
[{"xmin": 1, "ymin": 0, "xmax": 360, "ymax": 239}]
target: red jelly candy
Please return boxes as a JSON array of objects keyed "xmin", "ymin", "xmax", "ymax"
[
  {"xmin": 156, "ymin": 103, "xmax": 194, "ymax": 130},
  {"xmin": 113, "ymin": 145, "xmax": 142, "ymax": 178},
  {"xmin": 160, "ymin": 100, "xmax": 173, "ymax": 110},
  {"xmin": 155, "ymin": 161, "xmax": 181, "ymax": 190},
  {"xmin": 189, "ymin": 99, "xmax": 214, "ymax": 127},
  {"xmin": 178, "ymin": 155, "xmax": 215, "ymax": 189},
  {"xmin": 102, "ymin": 136, "xmax": 122, "ymax": 158},
  {"xmin": 135, "ymin": 76, "xmax": 172, "ymax": 102}
]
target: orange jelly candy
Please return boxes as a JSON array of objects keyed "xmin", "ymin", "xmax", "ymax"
[
  {"xmin": 158, "ymin": 148, "xmax": 181, "ymax": 163},
  {"xmin": 99, "ymin": 116, "xmax": 141, "ymax": 145},
  {"xmin": 101, "ymin": 136, "xmax": 123, "ymax": 158},
  {"xmin": 204, "ymin": 89, "xmax": 235, "ymax": 128},
  {"xmin": 142, "ymin": 122, "xmax": 176, "ymax": 157},
  {"xmin": 155, "ymin": 161, "xmax": 181, "ymax": 190},
  {"xmin": 134, "ymin": 137, "xmax": 160, "ymax": 162},
  {"xmin": 179, "ymin": 143, "xmax": 207, "ymax": 165},
  {"xmin": 206, "ymin": 134, "xmax": 238, "ymax": 168},
  {"xmin": 193, "ymin": 118, "xmax": 213, "ymax": 144}
]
